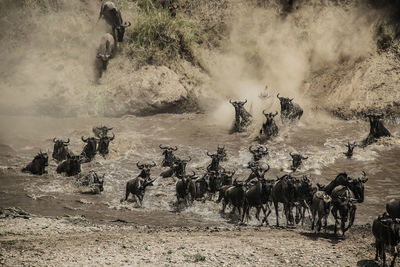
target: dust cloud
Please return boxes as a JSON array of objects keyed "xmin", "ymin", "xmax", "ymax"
[
  {"xmin": 206, "ymin": 1, "xmax": 380, "ymax": 128},
  {"xmin": 0, "ymin": 0, "xmax": 109, "ymax": 117}
]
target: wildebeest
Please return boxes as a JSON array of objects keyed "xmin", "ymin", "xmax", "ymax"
[
  {"xmin": 242, "ymin": 178, "xmax": 275, "ymax": 225},
  {"xmin": 344, "ymin": 141, "xmax": 357, "ymax": 158},
  {"xmin": 290, "ymin": 152, "xmax": 308, "ymax": 171},
  {"xmin": 175, "ymin": 171, "xmax": 197, "ymax": 206},
  {"xmin": 219, "ymin": 168, "xmax": 235, "ymax": 187},
  {"xmin": 217, "ymin": 145, "xmax": 227, "ymax": 162},
  {"xmin": 229, "ymin": 99, "xmax": 252, "ymax": 133},
  {"xmin": 98, "ymin": 1, "xmax": 131, "ymax": 42},
  {"xmin": 21, "ymin": 151, "xmax": 49, "ymax": 175},
  {"xmin": 159, "ymin": 145, "xmax": 178, "ymax": 167},
  {"xmin": 206, "ymin": 151, "xmax": 220, "ymax": 172},
  {"xmin": 311, "ymin": 191, "xmax": 332, "ymax": 233},
  {"xmin": 387, "ymin": 199, "xmax": 400, "ymax": 219},
  {"xmin": 81, "ymin": 136, "xmax": 98, "ymax": 162},
  {"xmin": 221, "ymin": 181, "xmax": 245, "ymax": 216},
  {"xmin": 277, "ymin": 93, "xmax": 303, "ymax": 122},
  {"xmin": 52, "ymin": 138, "xmax": 73, "ymax": 162},
  {"xmin": 56, "ymin": 154, "xmax": 83, "ymax": 177},
  {"xmin": 293, "ymin": 175, "xmax": 314, "ymax": 225},
  {"xmin": 372, "ymin": 213, "xmax": 400, "ymax": 267},
  {"xmin": 259, "ymin": 110, "xmax": 279, "ymax": 141},
  {"xmin": 76, "ymin": 171, "xmax": 104, "ymax": 194},
  {"xmin": 271, "ymin": 174, "xmax": 297, "ymax": 226},
  {"xmin": 96, "ymin": 33, "xmax": 115, "ymax": 79},
  {"xmin": 362, "ymin": 113, "xmax": 391, "ymax": 147},
  {"xmin": 122, "ymin": 176, "xmax": 156, "ymax": 206},
  {"xmin": 160, "ymin": 157, "xmax": 191, "ymax": 178},
  {"xmin": 93, "ymin": 126, "xmax": 113, "ymax": 138},
  {"xmin": 249, "ymin": 145, "xmax": 268, "ymax": 162},
  {"xmin": 330, "ymin": 185, "xmax": 358, "ymax": 237},
  {"xmin": 97, "ymin": 132, "xmax": 115, "ymax": 157}
]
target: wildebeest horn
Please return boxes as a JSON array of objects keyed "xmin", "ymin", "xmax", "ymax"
[
  {"xmin": 53, "ymin": 138, "xmax": 57, "ymax": 143},
  {"xmin": 172, "ymin": 146, "xmax": 178, "ymax": 151},
  {"xmin": 123, "ymin": 21, "xmax": 131, "ymax": 27},
  {"xmin": 273, "ymin": 111, "xmax": 278, "ymax": 116},
  {"xmin": 229, "ymin": 99, "xmax": 233, "ymax": 104},
  {"xmin": 185, "ymin": 156, "xmax": 192, "ymax": 162},
  {"xmin": 107, "ymin": 127, "xmax": 113, "ymax": 131},
  {"xmin": 302, "ymin": 155, "xmax": 308, "ymax": 160},
  {"xmin": 159, "ymin": 144, "xmax": 168, "ymax": 149},
  {"xmin": 243, "ymin": 99, "xmax": 247, "ymax": 104},
  {"xmin": 263, "ymin": 164, "xmax": 270, "ymax": 174},
  {"xmin": 137, "ymin": 162, "xmax": 144, "ymax": 169},
  {"xmin": 65, "ymin": 138, "xmax": 70, "ymax": 144},
  {"xmin": 249, "ymin": 145, "xmax": 256, "ymax": 153},
  {"xmin": 262, "ymin": 110, "xmax": 267, "ymax": 115},
  {"xmin": 290, "ymin": 98, "xmax": 294, "ymax": 101},
  {"xmin": 81, "ymin": 136, "xmax": 88, "ymax": 142},
  {"xmin": 277, "ymin": 93, "xmax": 280, "ymax": 99},
  {"xmin": 289, "ymin": 152, "xmax": 295, "ymax": 157},
  {"xmin": 110, "ymin": 133, "xmax": 115, "ymax": 141},
  {"xmin": 151, "ymin": 161, "xmax": 156, "ymax": 167},
  {"xmin": 206, "ymin": 151, "xmax": 212, "ymax": 156},
  {"xmin": 362, "ymin": 171, "xmax": 366, "ymax": 177},
  {"xmin": 190, "ymin": 171, "xmax": 196, "ymax": 177}
]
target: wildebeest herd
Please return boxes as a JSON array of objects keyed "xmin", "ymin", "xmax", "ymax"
[{"xmin": 20, "ymin": 92, "xmax": 398, "ymax": 266}]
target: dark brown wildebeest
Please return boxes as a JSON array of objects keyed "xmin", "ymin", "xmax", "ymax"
[
  {"xmin": 160, "ymin": 156, "xmax": 191, "ymax": 178},
  {"xmin": 98, "ymin": 1, "xmax": 131, "ymax": 42},
  {"xmin": 229, "ymin": 99, "xmax": 252, "ymax": 133},
  {"xmin": 372, "ymin": 213, "xmax": 400, "ymax": 267},
  {"xmin": 259, "ymin": 110, "xmax": 279, "ymax": 141},
  {"xmin": 330, "ymin": 185, "xmax": 358, "ymax": 238},
  {"xmin": 221, "ymin": 180, "xmax": 245, "ymax": 216},
  {"xmin": 81, "ymin": 136, "xmax": 98, "ymax": 163},
  {"xmin": 311, "ymin": 191, "xmax": 332, "ymax": 233},
  {"xmin": 242, "ymin": 177, "xmax": 275, "ymax": 225},
  {"xmin": 159, "ymin": 145, "xmax": 178, "ymax": 167},
  {"xmin": 277, "ymin": 93, "xmax": 303, "ymax": 122},
  {"xmin": 290, "ymin": 152, "xmax": 308, "ymax": 172},
  {"xmin": 92, "ymin": 126, "xmax": 113, "ymax": 138},
  {"xmin": 387, "ymin": 199, "xmax": 400, "ymax": 219},
  {"xmin": 98, "ymin": 132, "xmax": 115, "ymax": 157},
  {"xmin": 52, "ymin": 138, "xmax": 73, "ymax": 162},
  {"xmin": 22, "ymin": 151, "xmax": 49, "ymax": 175},
  {"xmin": 249, "ymin": 145, "xmax": 269, "ymax": 162},
  {"xmin": 175, "ymin": 171, "xmax": 197, "ymax": 206},
  {"xmin": 362, "ymin": 113, "xmax": 391, "ymax": 147},
  {"xmin": 206, "ymin": 151, "xmax": 220, "ymax": 172},
  {"xmin": 216, "ymin": 145, "xmax": 227, "ymax": 162},
  {"xmin": 56, "ymin": 154, "xmax": 83, "ymax": 177},
  {"xmin": 271, "ymin": 174, "xmax": 298, "ymax": 226},
  {"xmin": 343, "ymin": 141, "xmax": 357, "ymax": 158}
]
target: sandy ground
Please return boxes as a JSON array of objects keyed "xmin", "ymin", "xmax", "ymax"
[{"xmin": 0, "ymin": 208, "xmax": 382, "ymax": 267}]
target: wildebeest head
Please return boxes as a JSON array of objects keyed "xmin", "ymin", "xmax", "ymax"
[
  {"xmin": 220, "ymin": 168, "xmax": 235, "ymax": 186},
  {"xmin": 348, "ymin": 171, "xmax": 368, "ymax": 203},
  {"xmin": 65, "ymin": 154, "xmax": 83, "ymax": 176},
  {"xmin": 160, "ymin": 144, "xmax": 178, "ymax": 167},
  {"xmin": 97, "ymin": 50, "xmax": 112, "ymax": 70},
  {"xmin": 93, "ymin": 126, "xmax": 113, "ymax": 138},
  {"xmin": 81, "ymin": 136, "xmax": 98, "ymax": 161},
  {"xmin": 216, "ymin": 145, "xmax": 227, "ymax": 161},
  {"xmin": 206, "ymin": 152, "xmax": 220, "ymax": 172},
  {"xmin": 52, "ymin": 138, "xmax": 70, "ymax": 162},
  {"xmin": 249, "ymin": 145, "xmax": 268, "ymax": 161},
  {"xmin": 263, "ymin": 110, "xmax": 278, "ymax": 126},
  {"xmin": 36, "ymin": 151, "xmax": 49, "ymax": 167},
  {"xmin": 136, "ymin": 161, "xmax": 156, "ymax": 180},
  {"xmin": 277, "ymin": 93, "xmax": 294, "ymax": 111},
  {"xmin": 173, "ymin": 156, "xmax": 191, "ymax": 178},
  {"xmin": 290, "ymin": 152, "xmax": 308, "ymax": 171},
  {"xmin": 98, "ymin": 132, "xmax": 115, "ymax": 156},
  {"xmin": 229, "ymin": 99, "xmax": 247, "ymax": 110},
  {"xmin": 116, "ymin": 21, "xmax": 131, "ymax": 42}
]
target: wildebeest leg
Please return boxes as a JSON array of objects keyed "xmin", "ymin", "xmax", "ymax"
[
  {"xmin": 311, "ymin": 208, "xmax": 316, "ymax": 231},
  {"xmin": 317, "ymin": 211, "xmax": 322, "ymax": 233},
  {"xmin": 124, "ymin": 185, "xmax": 130, "ymax": 201},
  {"xmin": 323, "ymin": 214, "xmax": 328, "ymax": 233},
  {"xmin": 346, "ymin": 205, "xmax": 357, "ymax": 232},
  {"xmin": 390, "ymin": 246, "xmax": 398, "ymax": 267},
  {"xmin": 274, "ymin": 201, "xmax": 280, "ymax": 227},
  {"xmin": 259, "ymin": 204, "xmax": 268, "ymax": 225},
  {"xmin": 331, "ymin": 207, "xmax": 338, "ymax": 235},
  {"xmin": 383, "ymin": 243, "xmax": 386, "ymax": 267}
]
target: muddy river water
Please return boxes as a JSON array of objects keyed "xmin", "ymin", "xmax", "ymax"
[{"xmin": 0, "ymin": 113, "xmax": 399, "ymax": 227}]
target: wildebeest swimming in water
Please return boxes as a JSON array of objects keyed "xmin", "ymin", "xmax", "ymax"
[
  {"xmin": 160, "ymin": 156, "xmax": 191, "ymax": 178},
  {"xmin": 175, "ymin": 171, "xmax": 197, "ymax": 206},
  {"xmin": 258, "ymin": 110, "xmax": 279, "ymax": 142},
  {"xmin": 96, "ymin": 33, "xmax": 115, "ymax": 79},
  {"xmin": 52, "ymin": 138, "xmax": 73, "ymax": 162},
  {"xmin": 21, "ymin": 151, "xmax": 49, "ymax": 175},
  {"xmin": 92, "ymin": 126, "xmax": 113, "ymax": 138},
  {"xmin": 343, "ymin": 141, "xmax": 357, "ymax": 158},
  {"xmin": 98, "ymin": 1, "xmax": 131, "ymax": 42},
  {"xmin": 386, "ymin": 198, "xmax": 400, "ymax": 219},
  {"xmin": 372, "ymin": 212, "xmax": 400, "ymax": 267},
  {"xmin": 75, "ymin": 171, "xmax": 105, "ymax": 194},
  {"xmin": 159, "ymin": 144, "xmax": 178, "ymax": 167},
  {"xmin": 277, "ymin": 94, "xmax": 303, "ymax": 122},
  {"xmin": 290, "ymin": 152, "xmax": 308, "ymax": 171},
  {"xmin": 81, "ymin": 136, "xmax": 98, "ymax": 163},
  {"xmin": 362, "ymin": 113, "xmax": 391, "ymax": 147},
  {"xmin": 216, "ymin": 145, "xmax": 227, "ymax": 162},
  {"xmin": 248, "ymin": 145, "xmax": 269, "ymax": 163},
  {"xmin": 229, "ymin": 99, "xmax": 252, "ymax": 133},
  {"xmin": 97, "ymin": 132, "xmax": 115, "ymax": 157},
  {"xmin": 56, "ymin": 154, "xmax": 83, "ymax": 177}
]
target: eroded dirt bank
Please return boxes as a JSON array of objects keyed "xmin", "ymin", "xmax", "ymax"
[{"xmin": 0, "ymin": 209, "xmax": 377, "ymax": 267}]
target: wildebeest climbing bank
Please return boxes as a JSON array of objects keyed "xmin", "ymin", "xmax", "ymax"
[{"xmin": 1, "ymin": 0, "xmax": 400, "ymax": 266}]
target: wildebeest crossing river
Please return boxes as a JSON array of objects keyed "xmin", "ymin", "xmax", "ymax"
[{"xmin": 0, "ymin": 113, "xmax": 399, "ymax": 227}]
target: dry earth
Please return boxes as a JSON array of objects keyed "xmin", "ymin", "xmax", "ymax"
[{"xmin": 0, "ymin": 208, "xmax": 381, "ymax": 267}]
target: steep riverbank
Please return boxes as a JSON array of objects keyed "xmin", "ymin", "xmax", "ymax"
[{"xmin": 0, "ymin": 208, "xmax": 377, "ymax": 267}]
